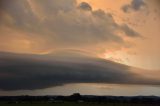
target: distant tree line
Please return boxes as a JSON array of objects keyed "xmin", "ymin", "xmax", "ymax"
[{"xmin": 0, "ymin": 93, "xmax": 160, "ymax": 104}]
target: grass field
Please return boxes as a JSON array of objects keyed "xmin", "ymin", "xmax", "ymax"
[{"xmin": 0, "ymin": 102, "xmax": 158, "ymax": 106}]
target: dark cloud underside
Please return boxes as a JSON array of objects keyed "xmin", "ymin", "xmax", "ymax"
[{"xmin": 0, "ymin": 52, "xmax": 159, "ymax": 91}]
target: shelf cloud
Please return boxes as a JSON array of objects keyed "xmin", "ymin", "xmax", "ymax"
[{"xmin": 0, "ymin": 51, "xmax": 159, "ymax": 91}]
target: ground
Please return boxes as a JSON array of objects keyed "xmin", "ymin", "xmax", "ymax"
[{"xmin": 0, "ymin": 102, "xmax": 158, "ymax": 106}]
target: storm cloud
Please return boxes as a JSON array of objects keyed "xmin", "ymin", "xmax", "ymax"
[
  {"xmin": 0, "ymin": 0, "xmax": 140, "ymax": 53},
  {"xmin": 0, "ymin": 51, "xmax": 159, "ymax": 91},
  {"xmin": 122, "ymin": 0, "xmax": 146, "ymax": 13},
  {"xmin": 78, "ymin": 2, "xmax": 92, "ymax": 11},
  {"xmin": 120, "ymin": 24, "xmax": 140, "ymax": 37}
]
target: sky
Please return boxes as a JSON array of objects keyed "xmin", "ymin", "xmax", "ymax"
[{"xmin": 0, "ymin": 0, "xmax": 160, "ymax": 96}]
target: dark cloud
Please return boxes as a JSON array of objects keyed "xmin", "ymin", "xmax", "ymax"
[
  {"xmin": 120, "ymin": 24, "xmax": 140, "ymax": 37},
  {"xmin": 0, "ymin": 52, "xmax": 159, "ymax": 91},
  {"xmin": 122, "ymin": 0, "xmax": 146, "ymax": 13},
  {"xmin": 78, "ymin": 2, "xmax": 92, "ymax": 11}
]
